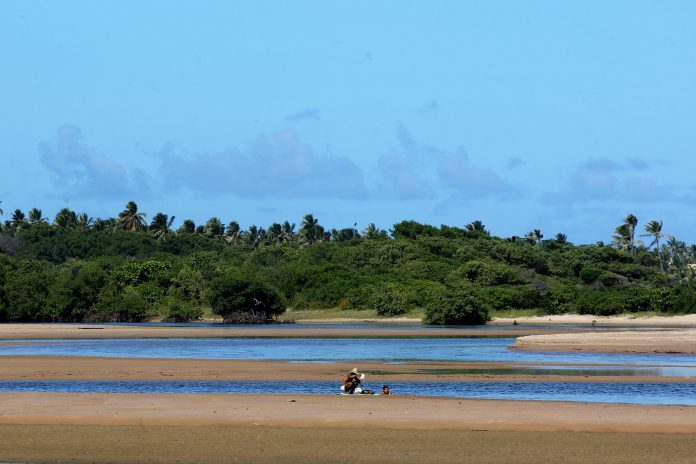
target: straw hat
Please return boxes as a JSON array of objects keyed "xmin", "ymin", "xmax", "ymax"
[{"xmin": 350, "ymin": 367, "xmax": 359, "ymax": 374}]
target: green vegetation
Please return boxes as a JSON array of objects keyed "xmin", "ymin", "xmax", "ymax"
[{"xmin": 1, "ymin": 201, "xmax": 696, "ymax": 324}]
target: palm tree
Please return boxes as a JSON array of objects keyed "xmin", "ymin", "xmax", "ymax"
[
  {"xmin": 118, "ymin": 201, "xmax": 147, "ymax": 231},
  {"xmin": 92, "ymin": 218, "xmax": 114, "ymax": 231},
  {"xmin": 0, "ymin": 200, "xmax": 3, "ymax": 216},
  {"xmin": 281, "ymin": 221, "xmax": 296, "ymax": 243},
  {"xmin": 27, "ymin": 208, "xmax": 47, "ymax": 225},
  {"xmin": 204, "ymin": 217, "xmax": 225, "ymax": 240},
  {"xmin": 76, "ymin": 213, "xmax": 93, "ymax": 230},
  {"xmin": 244, "ymin": 225, "xmax": 265, "ymax": 247},
  {"xmin": 332, "ymin": 227, "xmax": 360, "ymax": 242},
  {"xmin": 299, "ymin": 214, "xmax": 320, "ymax": 244},
  {"xmin": 224, "ymin": 221, "xmax": 242, "ymax": 245},
  {"xmin": 466, "ymin": 220, "xmax": 490, "ymax": 235},
  {"xmin": 266, "ymin": 223, "xmax": 283, "ymax": 244},
  {"xmin": 612, "ymin": 224, "xmax": 632, "ymax": 252},
  {"xmin": 150, "ymin": 213, "xmax": 175, "ymax": 240},
  {"xmin": 641, "ymin": 220, "xmax": 665, "ymax": 273},
  {"xmin": 363, "ymin": 223, "xmax": 386, "ymax": 240},
  {"xmin": 54, "ymin": 208, "xmax": 78, "ymax": 228},
  {"xmin": 11, "ymin": 209, "xmax": 27, "ymax": 229},
  {"xmin": 624, "ymin": 214, "xmax": 638, "ymax": 256},
  {"xmin": 666, "ymin": 236, "xmax": 687, "ymax": 282},
  {"xmin": 177, "ymin": 219, "xmax": 195, "ymax": 234},
  {"xmin": 554, "ymin": 233, "xmax": 568, "ymax": 244},
  {"xmin": 526, "ymin": 229, "xmax": 543, "ymax": 245}
]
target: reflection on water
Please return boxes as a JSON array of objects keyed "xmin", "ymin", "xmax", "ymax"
[
  {"xmin": 2, "ymin": 379, "xmax": 696, "ymax": 405},
  {"xmin": 4, "ymin": 338, "xmax": 696, "ymax": 367}
]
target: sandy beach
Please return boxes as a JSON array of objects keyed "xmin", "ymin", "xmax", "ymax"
[
  {"xmin": 1, "ymin": 393, "xmax": 696, "ymax": 463},
  {"xmin": 513, "ymin": 329, "xmax": 696, "ymax": 354},
  {"xmin": 0, "ymin": 322, "xmax": 600, "ymax": 339}
]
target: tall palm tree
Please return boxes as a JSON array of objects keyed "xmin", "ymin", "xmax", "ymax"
[
  {"xmin": 150, "ymin": 213, "xmax": 175, "ymax": 240},
  {"xmin": 641, "ymin": 220, "xmax": 665, "ymax": 273},
  {"xmin": 11, "ymin": 209, "xmax": 27, "ymax": 229},
  {"xmin": 266, "ymin": 223, "xmax": 283, "ymax": 244},
  {"xmin": 244, "ymin": 225, "xmax": 265, "ymax": 247},
  {"xmin": 624, "ymin": 214, "xmax": 638, "ymax": 256},
  {"xmin": 177, "ymin": 219, "xmax": 196, "ymax": 234},
  {"xmin": 466, "ymin": 220, "xmax": 490, "ymax": 235},
  {"xmin": 554, "ymin": 233, "xmax": 568, "ymax": 244},
  {"xmin": 27, "ymin": 208, "xmax": 47, "ymax": 225},
  {"xmin": 526, "ymin": 229, "xmax": 544, "ymax": 245},
  {"xmin": 204, "ymin": 217, "xmax": 225, "ymax": 240},
  {"xmin": 92, "ymin": 218, "xmax": 114, "ymax": 231},
  {"xmin": 0, "ymin": 200, "xmax": 3, "ymax": 216},
  {"xmin": 281, "ymin": 221, "xmax": 296, "ymax": 243},
  {"xmin": 54, "ymin": 208, "xmax": 78, "ymax": 228},
  {"xmin": 666, "ymin": 237, "xmax": 687, "ymax": 282},
  {"xmin": 118, "ymin": 201, "xmax": 147, "ymax": 231},
  {"xmin": 612, "ymin": 224, "xmax": 632, "ymax": 253},
  {"xmin": 76, "ymin": 213, "xmax": 93, "ymax": 230},
  {"xmin": 224, "ymin": 221, "xmax": 242, "ymax": 245},
  {"xmin": 299, "ymin": 214, "xmax": 320, "ymax": 244}
]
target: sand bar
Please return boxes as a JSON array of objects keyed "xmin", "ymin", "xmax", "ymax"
[
  {"xmin": 514, "ymin": 329, "xmax": 696, "ymax": 354},
  {"xmin": 1, "ymin": 355, "xmax": 695, "ymax": 383},
  {"xmin": 3, "ymin": 393, "xmax": 696, "ymax": 463},
  {"xmin": 2, "ymin": 392, "xmax": 696, "ymax": 433},
  {"xmin": 0, "ymin": 322, "xmax": 620, "ymax": 339},
  {"xmin": 491, "ymin": 313, "xmax": 696, "ymax": 326}
]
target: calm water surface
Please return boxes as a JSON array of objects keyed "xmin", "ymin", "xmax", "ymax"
[
  {"xmin": 1, "ymin": 379, "xmax": 695, "ymax": 405},
  {"xmin": 4, "ymin": 337, "xmax": 696, "ymax": 366}
]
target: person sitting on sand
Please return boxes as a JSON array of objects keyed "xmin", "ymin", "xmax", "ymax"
[
  {"xmin": 343, "ymin": 367, "xmax": 364, "ymax": 394},
  {"xmin": 382, "ymin": 385, "xmax": 392, "ymax": 395}
]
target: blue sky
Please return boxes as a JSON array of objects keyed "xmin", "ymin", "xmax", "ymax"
[{"xmin": 2, "ymin": 1, "xmax": 696, "ymax": 243}]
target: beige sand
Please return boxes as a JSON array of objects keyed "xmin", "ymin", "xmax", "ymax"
[
  {"xmin": 514, "ymin": 329, "xmax": 696, "ymax": 354},
  {"xmin": 2, "ymin": 392, "xmax": 695, "ymax": 433},
  {"xmin": 0, "ymin": 323, "xmax": 592, "ymax": 339},
  {"xmin": 2, "ymin": 394, "xmax": 696, "ymax": 463},
  {"xmin": 1, "ymin": 355, "xmax": 695, "ymax": 383},
  {"xmin": 492, "ymin": 313, "xmax": 696, "ymax": 326}
]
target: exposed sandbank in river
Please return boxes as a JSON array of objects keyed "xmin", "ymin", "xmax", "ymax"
[
  {"xmin": 514, "ymin": 329, "xmax": 696, "ymax": 354},
  {"xmin": 2, "ymin": 393, "xmax": 696, "ymax": 463}
]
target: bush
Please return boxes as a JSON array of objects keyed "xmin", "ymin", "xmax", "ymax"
[
  {"xmin": 209, "ymin": 274, "xmax": 285, "ymax": 323},
  {"xmin": 423, "ymin": 286, "xmax": 490, "ymax": 325},
  {"xmin": 373, "ymin": 283, "xmax": 412, "ymax": 316},
  {"xmin": 580, "ymin": 266, "xmax": 603, "ymax": 284},
  {"xmin": 96, "ymin": 286, "xmax": 151, "ymax": 322},
  {"xmin": 164, "ymin": 297, "xmax": 204, "ymax": 322}
]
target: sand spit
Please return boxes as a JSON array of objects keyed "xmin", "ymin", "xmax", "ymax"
[
  {"xmin": 0, "ymin": 323, "xmax": 608, "ymax": 339},
  {"xmin": 513, "ymin": 329, "xmax": 696, "ymax": 354}
]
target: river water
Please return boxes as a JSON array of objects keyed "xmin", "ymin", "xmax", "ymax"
[{"xmin": 3, "ymin": 326, "xmax": 696, "ymax": 404}]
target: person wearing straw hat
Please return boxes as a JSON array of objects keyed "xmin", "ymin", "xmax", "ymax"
[{"xmin": 343, "ymin": 367, "xmax": 364, "ymax": 394}]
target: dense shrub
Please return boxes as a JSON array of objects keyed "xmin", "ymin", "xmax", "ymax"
[
  {"xmin": 423, "ymin": 286, "xmax": 490, "ymax": 325},
  {"xmin": 209, "ymin": 274, "xmax": 284, "ymax": 323}
]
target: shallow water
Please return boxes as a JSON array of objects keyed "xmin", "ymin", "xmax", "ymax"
[
  {"xmin": 4, "ymin": 337, "xmax": 696, "ymax": 367},
  {"xmin": 2, "ymin": 379, "xmax": 695, "ymax": 405}
]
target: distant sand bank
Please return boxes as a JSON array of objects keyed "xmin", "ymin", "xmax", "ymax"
[
  {"xmin": 0, "ymin": 323, "xmax": 600, "ymax": 339},
  {"xmin": 514, "ymin": 329, "xmax": 696, "ymax": 354}
]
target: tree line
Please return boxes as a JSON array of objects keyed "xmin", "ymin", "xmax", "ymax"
[{"xmin": 1, "ymin": 200, "xmax": 695, "ymax": 324}]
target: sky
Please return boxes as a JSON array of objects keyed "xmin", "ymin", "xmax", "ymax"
[{"xmin": 1, "ymin": 1, "xmax": 696, "ymax": 244}]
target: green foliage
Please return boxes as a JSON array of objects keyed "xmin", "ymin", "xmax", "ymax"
[
  {"xmin": 1, "ymin": 209, "xmax": 695, "ymax": 324},
  {"xmin": 423, "ymin": 285, "xmax": 490, "ymax": 325},
  {"xmin": 374, "ymin": 283, "xmax": 413, "ymax": 316},
  {"xmin": 209, "ymin": 274, "xmax": 285, "ymax": 323}
]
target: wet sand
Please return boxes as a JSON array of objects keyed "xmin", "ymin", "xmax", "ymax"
[
  {"xmin": 2, "ymin": 393, "xmax": 696, "ymax": 463},
  {"xmin": 514, "ymin": 329, "xmax": 696, "ymax": 354},
  {"xmin": 1, "ymin": 355, "xmax": 695, "ymax": 383}
]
